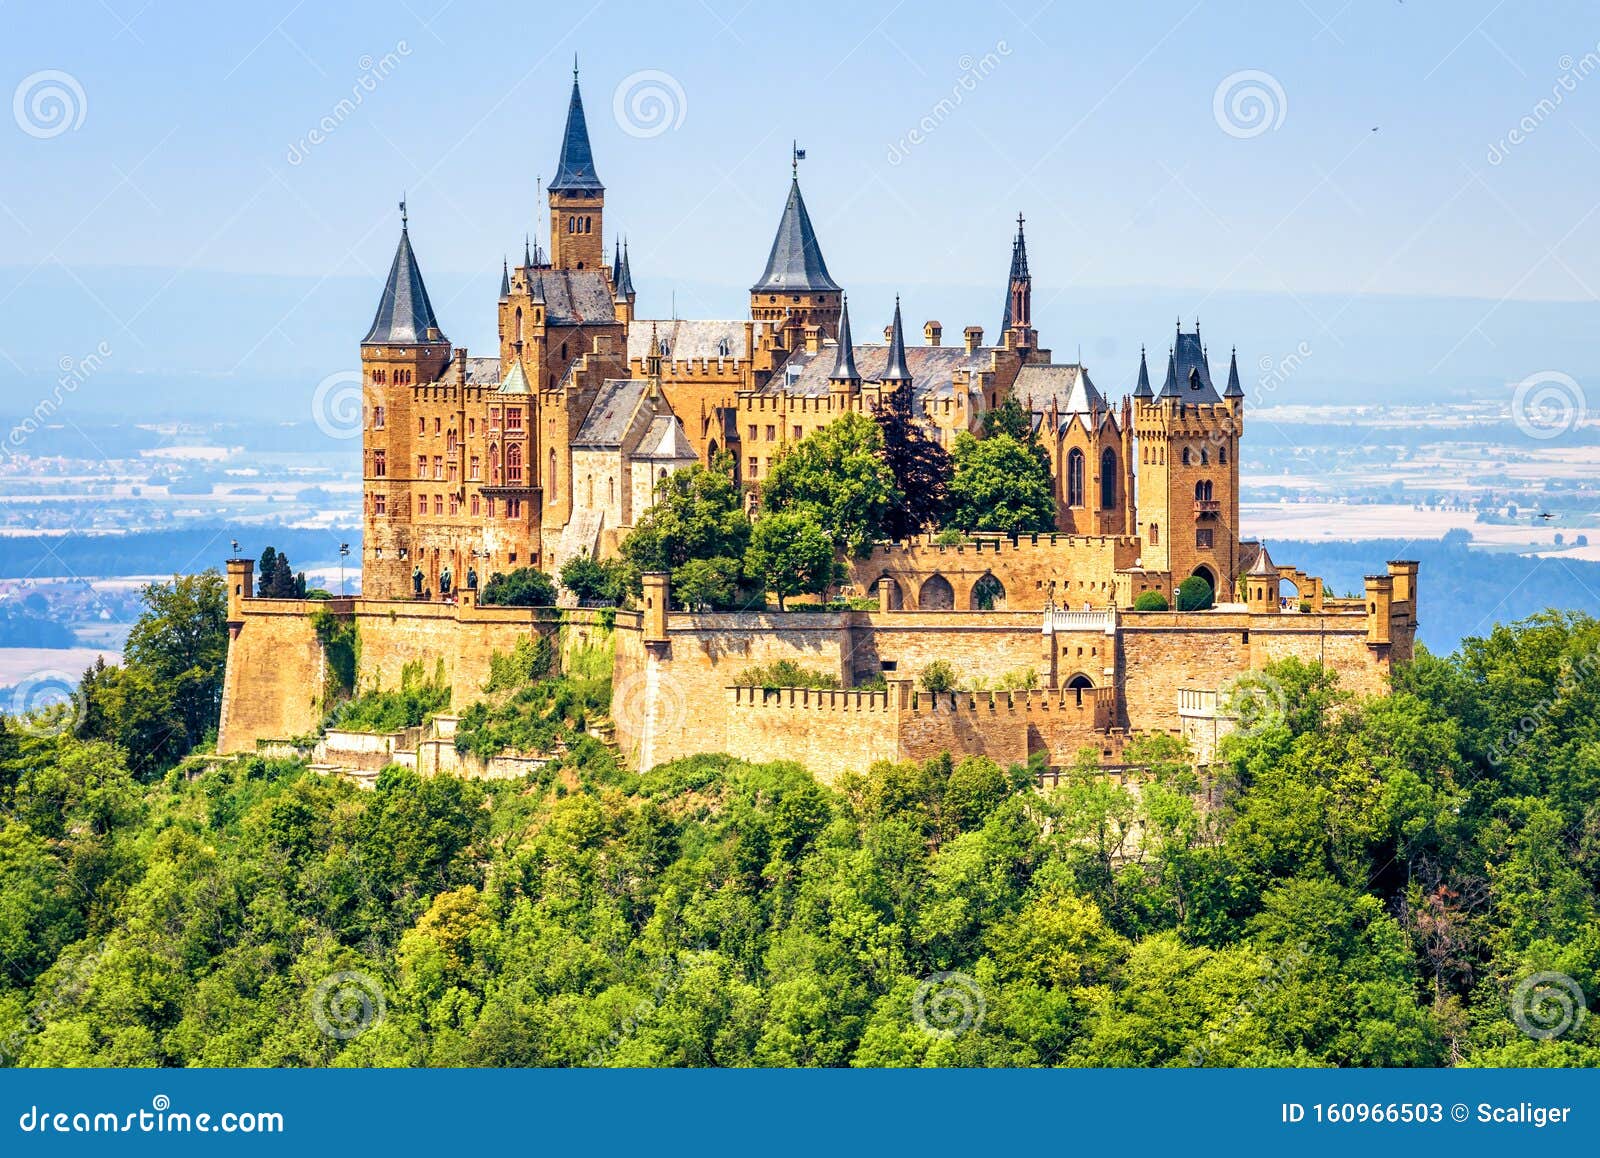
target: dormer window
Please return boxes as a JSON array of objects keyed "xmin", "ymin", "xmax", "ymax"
[
  {"xmin": 717, "ymin": 337, "xmax": 732, "ymax": 357},
  {"xmin": 658, "ymin": 338, "xmax": 671, "ymax": 357}
]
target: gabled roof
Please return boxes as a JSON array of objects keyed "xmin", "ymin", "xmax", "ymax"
[
  {"xmin": 751, "ymin": 178, "xmax": 840, "ymax": 293},
  {"xmin": 763, "ymin": 341, "xmax": 1001, "ymax": 411},
  {"xmin": 634, "ymin": 414, "xmax": 698, "ymax": 462},
  {"xmin": 1158, "ymin": 327, "xmax": 1222, "ymax": 403},
  {"xmin": 573, "ymin": 377, "xmax": 649, "ymax": 448},
  {"xmin": 522, "ymin": 268, "xmax": 616, "ymax": 326},
  {"xmin": 830, "ymin": 294, "xmax": 861, "ymax": 383},
  {"xmin": 549, "ymin": 73, "xmax": 603, "ymax": 193},
  {"xmin": 363, "ymin": 223, "xmax": 447, "ymax": 345},
  {"xmin": 1015, "ymin": 364, "xmax": 1107, "ymax": 419}
]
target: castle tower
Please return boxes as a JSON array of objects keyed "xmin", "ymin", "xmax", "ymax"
[
  {"xmin": 879, "ymin": 296, "xmax": 913, "ymax": 409},
  {"xmin": 1132, "ymin": 325, "xmax": 1242, "ymax": 596},
  {"xmin": 1000, "ymin": 212, "xmax": 1038, "ymax": 357},
  {"xmin": 548, "ymin": 62, "xmax": 605, "ymax": 271},
  {"xmin": 360, "ymin": 202, "xmax": 453, "ymax": 599},
  {"xmin": 1245, "ymin": 542, "xmax": 1278, "ymax": 613},
  {"xmin": 750, "ymin": 155, "xmax": 841, "ymax": 337}
]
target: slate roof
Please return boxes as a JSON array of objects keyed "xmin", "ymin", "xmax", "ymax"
[
  {"xmin": 1133, "ymin": 347, "xmax": 1153, "ymax": 398},
  {"xmin": 1158, "ymin": 328, "xmax": 1222, "ymax": 403},
  {"xmin": 1000, "ymin": 217, "xmax": 1029, "ymax": 334},
  {"xmin": 1224, "ymin": 348, "xmax": 1244, "ymax": 398},
  {"xmin": 549, "ymin": 76, "xmax": 603, "ymax": 193},
  {"xmin": 882, "ymin": 299, "xmax": 912, "ymax": 384},
  {"xmin": 615, "ymin": 240, "xmax": 635, "ymax": 298},
  {"xmin": 634, "ymin": 414, "xmax": 698, "ymax": 462},
  {"xmin": 1014, "ymin": 364, "xmax": 1107, "ymax": 418},
  {"xmin": 465, "ymin": 357, "xmax": 501, "ymax": 386},
  {"xmin": 363, "ymin": 225, "xmax": 447, "ymax": 345},
  {"xmin": 627, "ymin": 319, "xmax": 743, "ymax": 363},
  {"xmin": 521, "ymin": 268, "xmax": 617, "ymax": 326},
  {"xmin": 751, "ymin": 179, "xmax": 840, "ymax": 293},
  {"xmin": 830, "ymin": 295, "xmax": 860, "ymax": 382},
  {"xmin": 497, "ymin": 360, "xmax": 531, "ymax": 394},
  {"xmin": 764, "ymin": 342, "xmax": 999, "ymax": 411},
  {"xmin": 573, "ymin": 378, "xmax": 649, "ymax": 448},
  {"xmin": 1248, "ymin": 543, "xmax": 1277, "ymax": 576}
]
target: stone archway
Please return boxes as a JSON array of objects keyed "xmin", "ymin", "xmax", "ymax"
[
  {"xmin": 972, "ymin": 573, "xmax": 1006, "ymax": 610},
  {"xmin": 1066, "ymin": 672, "xmax": 1094, "ymax": 705},
  {"xmin": 919, "ymin": 574, "xmax": 955, "ymax": 610},
  {"xmin": 1191, "ymin": 564, "xmax": 1217, "ymax": 594},
  {"xmin": 875, "ymin": 575, "xmax": 904, "ymax": 610}
]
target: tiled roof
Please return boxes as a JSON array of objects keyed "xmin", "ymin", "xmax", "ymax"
[
  {"xmin": 522, "ymin": 268, "xmax": 616, "ymax": 326},
  {"xmin": 1015, "ymin": 364, "xmax": 1107, "ymax": 417},
  {"xmin": 751, "ymin": 178, "xmax": 840, "ymax": 293},
  {"xmin": 763, "ymin": 342, "xmax": 999, "ymax": 409},
  {"xmin": 627, "ymin": 319, "xmax": 743, "ymax": 363},
  {"xmin": 549, "ymin": 77, "xmax": 603, "ymax": 193},
  {"xmin": 634, "ymin": 414, "xmax": 698, "ymax": 462},
  {"xmin": 363, "ymin": 225, "xmax": 446, "ymax": 345},
  {"xmin": 573, "ymin": 377, "xmax": 648, "ymax": 447}
]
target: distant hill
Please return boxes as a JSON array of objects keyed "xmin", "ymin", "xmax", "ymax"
[
  {"xmin": 0, "ymin": 528, "xmax": 357, "ymax": 581},
  {"xmin": 1272, "ymin": 534, "xmax": 1600, "ymax": 655}
]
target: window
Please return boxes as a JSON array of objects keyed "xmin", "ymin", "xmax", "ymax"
[
  {"xmin": 1196, "ymin": 528, "xmax": 1214, "ymax": 548},
  {"xmin": 416, "ymin": 494, "xmax": 426, "ymax": 516},
  {"xmin": 373, "ymin": 450, "xmax": 386, "ymax": 477},
  {"xmin": 515, "ymin": 307, "xmax": 523, "ymax": 344},
  {"xmin": 433, "ymin": 455, "xmax": 443, "ymax": 480},
  {"xmin": 1219, "ymin": 445, "xmax": 1228, "ymax": 464},
  {"xmin": 416, "ymin": 455, "xmax": 427, "ymax": 476},
  {"xmin": 507, "ymin": 499, "xmax": 522, "ymax": 518},
  {"xmin": 506, "ymin": 443, "xmax": 523, "ymax": 483},
  {"xmin": 434, "ymin": 418, "xmax": 441, "ymax": 435},
  {"xmin": 374, "ymin": 493, "xmax": 386, "ymax": 516},
  {"xmin": 1066, "ymin": 448, "xmax": 1085, "ymax": 507},
  {"xmin": 1181, "ymin": 446, "xmax": 1191, "ymax": 465},
  {"xmin": 470, "ymin": 494, "xmax": 480, "ymax": 515},
  {"xmin": 548, "ymin": 449, "xmax": 558, "ymax": 499},
  {"xmin": 765, "ymin": 425, "xmax": 776, "ymax": 441},
  {"xmin": 658, "ymin": 338, "xmax": 671, "ymax": 356},
  {"xmin": 418, "ymin": 417, "xmax": 426, "ymax": 436},
  {"xmin": 1101, "ymin": 448, "xmax": 1116, "ymax": 507},
  {"xmin": 489, "ymin": 407, "xmax": 501, "ymax": 431},
  {"xmin": 747, "ymin": 425, "xmax": 757, "ymax": 441},
  {"xmin": 1150, "ymin": 523, "xmax": 1160, "ymax": 546},
  {"xmin": 470, "ymin": 455, "xmax": 480, "ymax": 481},
  {"xmin": 718, "ymin": 337, "xmax": 732, "ymax": 357},
  {"xmin": 1194, "ymin": 480, "xmax": 1214, "ymax": 501},
  {"xmin": 487, "ymin": 497, "xmax": 496, "ymax": 517},
  {"xmin": 792, "ymin": 425, "xmax": 802, "ymax": 441},
  {"xmin": 748, "ymin": 456, "xmax": 758, "ymax": 477},
  {"xmin": 468, "ymin": 417, "xmax": 475, "ymax": 435},
  {"xmin": 448, "ymin": 494, "xmax": 458, "ymax": 516},
  {"xmin": 434, "ymin": 494, "xmax": 443, "ymax": 515},
  {"xmin": 373, "ymin": 405, "xmax": 385, "ymax": 429},
  {"xmin": 448, "ymin": 461, "xmax": 458, "ymax": 483},
  {"xmin": 489, "ymin": 445, "xmax": 500, "ymax": 483},
  {"xmin": 1200, "ymin": 447, "xmax": 1209, "ymax": 465},
  {"xmin": 506, "ymin": 407, "xmax": 523, "ymax": 432}
]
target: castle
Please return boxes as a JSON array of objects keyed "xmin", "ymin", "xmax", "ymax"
[{"xmin": 215, "ymin": 70, "xmax": 1418, "ymax": 782}]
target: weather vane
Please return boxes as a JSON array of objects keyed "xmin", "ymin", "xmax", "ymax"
[{"xmin": 792, "ymin": 140, "xmax": 806, "ymax": 178}]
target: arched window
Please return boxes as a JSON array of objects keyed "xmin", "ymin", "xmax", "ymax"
[
  {"xmin": 717, "ymin": 337, "xmax": 732, "ymax": 357},
  {"xmin": 658, "ymin": 338, "xmax": 671, "ymax": 356},
  {"xmin": 973, "ymin": 574, "xmax": 1006, "ymax": 610},
  {"xmin": 568, "ymin": 217, "xmax": 575, "ymax": 233},
  {"xmin": 1201, "ymin": 447, "xmax": 1209, "ymax": 465},
  {"xmin": 1067, "ymin": 448, "xmax": 1086, "ymax": 507},
  {"xmin": 506, "ymin": 443, "xmax": 522, "ymax": 484},
  {"xmin": 1182, "ymin": 446, "xmax": 1191, "ymax": 465},
  {"xmin": 561, "ymin": 342, "xmax": 568, "ymax": 361},
  {"xmin": 548, "ymin": 448, "xmax": 557, "ymax": 499},
  {"xmin": 919, "ymin": 574, "xmax": 955, "ymax": 611},
  {"xmin": 515, "ymin": 307, "xmax": 523, "ymax": 344},
  {"xmin": 1219, "ymin": 445, "xmax": 1228, "ymax": 464},
  {"xmin": 1101, "ymin": 447, "xmax": 1117, "ymax": 507},
  {"xmin": 1193, "ymin": 480, "xmax": 1214, "ymax": 501}
]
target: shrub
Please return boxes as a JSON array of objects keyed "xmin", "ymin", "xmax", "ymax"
[
  {"xmin": 919, "ymin": 660, "xmax": 957, "ymax": 693},
  {"xmin": 1175, "ymin": 576, "xmax": 1214, "ymax": 612},
  {"xmin": 326, "ymin": 659, "xmax": 449, "ymax": 732},
  {"xmin": 479, "ymin": 567, "xmax": 557, "ymax": 607},
  {"xmin": 1134, "ymin": 590, "xmax": 1170, "ymax": 612},
  {"xmin": 559, "ymin": 554, "xmax": 627, "ymax": 605},
  {"xmin": 734, "ymin": 659, "xmax": 840, "ymax": 692}
]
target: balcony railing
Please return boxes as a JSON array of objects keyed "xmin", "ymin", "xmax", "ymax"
[{"xmin": 1194, "ymin": 499, "xmax": 1222, "ymax": 517}]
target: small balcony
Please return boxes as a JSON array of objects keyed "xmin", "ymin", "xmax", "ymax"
[{"xmin": 1194, "ymin": 499, "xmax": 1222, "ymax": 518}]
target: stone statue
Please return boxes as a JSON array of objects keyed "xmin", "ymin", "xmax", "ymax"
[
  {"xmin": 440, "ymin": 565, "xmax": 453, "ymax": 597},
  {"xmin": 412, "ymin": 565, "xmax": 423, "ymax": 596},
  {"xmin": 466, "ymin": 567, "xmax": 478, "ymax": 591}
]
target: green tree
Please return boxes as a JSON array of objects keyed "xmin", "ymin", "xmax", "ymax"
[
  {"xmin": 559, "ymin": 554, "xmax": 626, "ymax": 605},
  {"xmin": 872, "ymin": 384, "xmax": 950, "ymax": 539},
  {"xmin": 762, "ymin": 413, "xmax": 899, "ymax": 557},
  {"xmin": 947, "ymin": 433, "xmax": 1056, "ymax": 534},
  {"xmin": 672, "ymin": 557, "xmax": 742, "ymax": 611},
  {"xmin": 1175, "ymin": 576, "xmax": 1214, "ymax": 611},
  {"xmin": 479, "ymin": 567, "xmax": 557, "ymax": 607},
  {"xmin": 744, "ymin": 511, "xmax": 836, "ymax": 610}
]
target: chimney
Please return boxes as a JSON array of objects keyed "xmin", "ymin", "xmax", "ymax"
[
  {"xmin": 924, "ymin": 321, "xmax": 942, "ymax": 346},
  {"xmin": 964, "ymin": 326, "xmax": 983, "ymax": 354},
  {"xmin": 804, "ymin": 325, "xmax": 822, "ymax": 354},
  {"xmin": 883, "ymin": 325, "xmax": 895, "ymax": 343},
  {"xmin": 455, "ymin": 348, "xmax": 468, "ymax": 381}
]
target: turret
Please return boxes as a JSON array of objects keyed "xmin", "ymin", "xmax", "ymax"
[
  {"xmin": 828, "ymin": 293, "xmax": 862, "ymax": 395},
  {"xmin": 1000, "ymin": 212, "xmax": 1037, "ymax": 355},
  {"xmin": 750, "ymin": 150, "xmax": 841, "ymax": 335}
]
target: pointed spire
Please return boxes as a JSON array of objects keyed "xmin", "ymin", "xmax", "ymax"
[
  {"xmin": 881, "ymin": 296, "xmax": 912, "ymax": 385},
  {"xmin": 363, "ymin": 209, "xmax": 446, "ymax": 345},
  {"xmin": 751, "ymin": 175, "xmax": 839, "ymax": 293},
  {"xmin": 549, "ymin": 67, "xmax": 603, "ymax": 193},
  {"xmin": 1225, "ymin": 346, "xmax": 1244, "ymax": 398},
  {"xmin": 524, "ymin": 233, "xmax": 532, "ymax": 268},
  {"xmin": 1001, "ymin": 211, "xmax": 1032, "ymax": 335},
  {"xmin": 499, "ymin": 257, "xmax": 511, "ymax": 301},
  {"xmin": 615, "ymin": 237, "xmax": 635, "ymax": 299},
  {"xmin": 1249, "ymin": 541, "xmax": 1276, "ymax": 576},
  {"xmin": 611, "ymin": 238, "xmax": 623, "ymax": 286},
  {"xmin": 1159, "ymin": 348, "xmax": 1179, "ymax": 397},
  {"xmin": 1133, "ymin": 345, "xmax": 1153, "ymax": 398},
  {"xmin": 829, "ymin": 294, "xmax": 861, "ymax": 384}
]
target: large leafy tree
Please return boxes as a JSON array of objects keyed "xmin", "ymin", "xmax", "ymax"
[
  {"xmin": 762, "ymin": 413, "xmax": 899, "ymax": 557},
  {"xmin": 946, "ymin": 432, "xmax": 1057, "ymax": 534},
  {"xmin": 620, "ymin": 454, "xmax": 751, "ymax": 607},
  {"xmin": 872, "ymin": 385, "xmax": 950, "ymax": 540},
  {"xmin": 478, "ymin": 567, "xmax": 557, "ymax": 607},
  {"xmin": 745, "ymin": 510, "xmax": 837, "ymax": 609}
]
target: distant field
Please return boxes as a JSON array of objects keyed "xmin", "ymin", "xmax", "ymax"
[{"xmin": 0, "ymin": 646, "xmax": 118, "ymax": 693}]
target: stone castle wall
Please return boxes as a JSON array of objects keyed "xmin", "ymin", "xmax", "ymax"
[{"xmin": 849, "ymin": 533, "xmax": 1142, "ymax": 611}]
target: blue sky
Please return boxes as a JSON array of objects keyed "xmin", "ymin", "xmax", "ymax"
[{"xmin": 3, "ymin": 0, "xmax": 1600, "ymax": 413}]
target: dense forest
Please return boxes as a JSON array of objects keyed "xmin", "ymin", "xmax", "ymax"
[{"xmin": 0, "ymin": 571, "xmax": 1598, "ymax": 1066}]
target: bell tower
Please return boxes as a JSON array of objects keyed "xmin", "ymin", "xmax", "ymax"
[{"xmin": 548, "ymin": 61, "xmax": 605, "ymax": 271}]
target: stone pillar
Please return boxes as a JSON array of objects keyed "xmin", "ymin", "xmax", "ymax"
[
  {"xmin": 225, "ymin": 558, "xmax": 254, "ymax": 636},
  {"xmin": 642, "ymin": 571, "xmax": 669, "ymax": 647}
]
